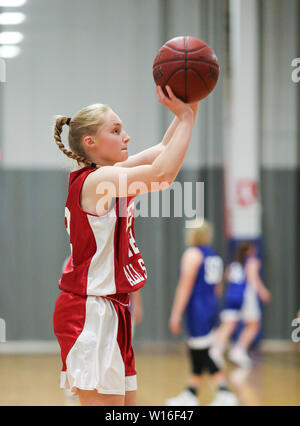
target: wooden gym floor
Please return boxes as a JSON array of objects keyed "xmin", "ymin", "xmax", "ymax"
[{"xmin": 0, "ymin": 349, "xmax": 299, "ymax": 406}]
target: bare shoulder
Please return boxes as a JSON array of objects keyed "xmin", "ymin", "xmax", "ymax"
[
  {"xmin": 181, "ymin": 246, "xmax": 203, "ymax": 266},
  {"xmin": 80, "ymin": 168, "xmax": 113, "ymax": 216},
  {"xmin": 245, "ymin": 256, "xmax": 260, "ymax": 272},
  {"xmin": 246, "ymin": 256, "xmax": 260, "ymax": 266}
]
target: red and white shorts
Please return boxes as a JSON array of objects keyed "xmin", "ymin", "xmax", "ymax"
[{"xmin": 53, "ymin": 291, "xmax": 137, "ymax": 395}]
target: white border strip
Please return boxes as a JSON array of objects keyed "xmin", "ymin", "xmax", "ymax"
[
  {"xmin": 0, "ymin": 340, "xmax": 60, "ymax": 354},
  {"xmin": 0, "ymin": 339, "xmax": 298, "ymax": 355}
]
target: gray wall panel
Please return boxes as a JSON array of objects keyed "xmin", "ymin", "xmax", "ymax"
[
  {"xmin": 261, "ymin": 169, "xmax": 299, "ymax": 339},
  {"xmin": 0, "ymin": 170, "xmax": 69, "ymax": 340},
  {"xmin": 0, "ymin": 167, "xmax": 299, "ymax": 342},
  {"xmin": 0, "ymin": 167, "xmax": 225, "ymax": 342}
]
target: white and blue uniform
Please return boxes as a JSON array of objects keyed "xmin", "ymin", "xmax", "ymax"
[
  {"xmin": 220, "ymin": 257, "xmax": 261, "ymax": 322},
  {"xmin": 185, "ymin": 246, "xmax": 223, "ymax": 349}
]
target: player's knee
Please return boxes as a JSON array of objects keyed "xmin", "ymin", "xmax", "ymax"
[{"xmin": 201, "ymin": 348, "xmax": 220, "ymax": 375}]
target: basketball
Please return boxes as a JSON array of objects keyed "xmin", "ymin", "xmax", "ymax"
[{"xmin": 153, "ymin": 36, "xmax": 220, "ymax": 103}]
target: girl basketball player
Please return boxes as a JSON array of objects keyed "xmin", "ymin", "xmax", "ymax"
[
  {"xmin": 53, "ymin": 85, "xmax": 199, "ymax": 406},
  {"xmin": 166, "ymin": 220, "xmax": 238, "ymax": 406},
  {"xmin": 210, "ymin": 242, "xmax": 271, "ymax": 370}
]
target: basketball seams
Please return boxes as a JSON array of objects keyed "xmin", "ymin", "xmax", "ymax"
[
  {"xmin": 153, "ymin": 62, "xmax": 217, "ymax": 99},
  {"xmin": 164, "ymin": 43, "xmax": 207, "ymax": 54},
  {"xmin": 189, "ymin": 60, "xmax": 219, "ymax": 69},
  {"xmin": 153, "ymin": 59, "xmax": 219, "ymax": 69},
  {"xmin": 153, "ymin": 36, "xmax": 219, "ymax": 103},
  {"xmin": 162, "ymin": 67, "xmax": 209, "ymax": 100},
  {"xmin": 189, "ymin": 68, "xmax": 209, "ymax": 93},
  {"xmin": 164, "ymin": 68, "xmax": 184, "ymax": 91}
]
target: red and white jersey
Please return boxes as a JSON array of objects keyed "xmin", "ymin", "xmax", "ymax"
[{"xmin": 59, "ymin": 166, "xmax": 147, "ymax": 297}]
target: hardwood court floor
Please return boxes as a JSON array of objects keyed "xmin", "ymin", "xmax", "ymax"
[{"xmin": 0, "ymin": 350, "xmax": 299, "ymax": 406}]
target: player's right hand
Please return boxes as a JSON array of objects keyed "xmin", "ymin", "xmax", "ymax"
[{"xmin": 156, "ymin": 85, "xmax": 193, "ymax": 121}]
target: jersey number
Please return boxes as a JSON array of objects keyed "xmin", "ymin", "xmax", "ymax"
[{"xmin": 204, "ymin": 256, "xmax": 223, "ymax": 284}]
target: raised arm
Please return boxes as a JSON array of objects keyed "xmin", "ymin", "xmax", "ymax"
[
  {"xmin": 245, "ymin": 257, "xmax": 271, "ymax": 303},
  {"xmin": 161, "ymin": 101, "xmax": 199, "ymax": 147},
  {"xmin": 115, "ymin": 100, "xmax": 199, "ymax": 168},
  {"xmin": 82, "ymin": 86, "xmax": 195, "ymax": 215}
]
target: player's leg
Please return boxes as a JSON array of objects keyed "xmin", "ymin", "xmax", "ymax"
[
  {"xmin": 200, "ymin": 348, "xmax": 238, "ymax": 406},
  {"xmin": 77, "ymin": 389, "xmax": 125, "ymax": 406},
  {"xmin": 125, "ymin": 390, "xmax": 136, "ymax": 406},
  {"xmin": 237, "ymin": 320, "xmax": 260, "ymax": 349},
  {"xmin": 216, "ymin": 320, "xmax": 237, "ymax": 347},
  {"xmin": 187, "ymin": 373, "xmax": 203, "ymax": 390},
  {"xmin": 209, "ymin": 318, "xmax": 237, "ymax": 368},
  {"xmin": 186, "ymin": 347, "xmax": 204, "ymax": 398},
  {"xmin": 165, "ymin": 347, "xmax": 203, "ymax": 406},
  {"xmin": 228, "ymin": 321, "xmax": 260, "ymax": 369},
  {"xmin": 122, "ymin": 307, "xmax": 138, "ymax": 407},
  {"xmin": 211, "ymin": 280, "xmax": 246, "ymax": 367},
  {"xmin": 228, "ymin": 286, "xmax": 261, "ymax": 368}
]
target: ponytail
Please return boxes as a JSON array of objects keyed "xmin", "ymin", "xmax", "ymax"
[
  {"xmin": 54, "ymin": 115, "xmax": 93, "ymax": 167},
  {"xmin": 53, "ymin": 103, "xmax": 111, "ymax": 168},
  {"xmin": 234, "ymin": 242, "xmax": 254, "ymax": 264}
]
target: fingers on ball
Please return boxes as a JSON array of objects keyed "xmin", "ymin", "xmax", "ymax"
[{"xmin": 165, "ymin": 85, "xmax": 173, "ymax": 98}]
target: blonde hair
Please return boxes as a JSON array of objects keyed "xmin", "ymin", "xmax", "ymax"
[
  {"xmin": 54, "ymin": 103, "xmax": 111, "ymax": 167},
  {"xmin": 185, "ymin": 219, "xmax": 214, "ymax": 247}
]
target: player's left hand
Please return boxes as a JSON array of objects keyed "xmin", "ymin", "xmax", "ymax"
[
  {"xmin": 169, "ymin": 315, "xmax": 181, "ymax": 335},
  {"xmin": 259, "ymin": 287, "xmax": 271, "ymax": 303}
]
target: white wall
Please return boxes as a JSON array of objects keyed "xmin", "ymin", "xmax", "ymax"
[
  {"xmin": 1, "ymin": 0, "xmax": 225, "ymax": 170},
  {"xmin": 163, "ymin": 0, "xmax": 226, "ymax": 169},
  {"xmin": 2, "ymin": 0, "xmax": 162, "ymax": 169}
]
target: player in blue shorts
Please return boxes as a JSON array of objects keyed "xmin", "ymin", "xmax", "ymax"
[
  {"xmin": 166, "ymin": 220, "xmax": 238, "ymax": 406},
  {"xmin": 210, "ymin": 242, "xmax": 271, "ymax": 369}
]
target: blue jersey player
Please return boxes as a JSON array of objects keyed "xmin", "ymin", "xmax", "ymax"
[
  {"xmin": 166, "ymin": 220, "xmax": 238, "ymax": 406},
  {"xmin": 210, "ymin": 242, "xmax": 271, "ymax": 370}
]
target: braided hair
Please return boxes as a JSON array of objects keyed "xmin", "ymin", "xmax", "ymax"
[
  {"xmin": 234, "ymin": 242, "xmax": 255, "ymax": 264},
  {"xmin": 54, "ymin": 103, "xmax": 111, "ymax": 168}
]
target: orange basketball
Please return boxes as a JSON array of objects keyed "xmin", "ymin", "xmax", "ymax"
[{"xmin": 153, "ymin": 36, "xmax": 220, "ymax": 103}]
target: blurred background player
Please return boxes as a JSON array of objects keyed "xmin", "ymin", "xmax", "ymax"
[
  {"xmin": 166, "ymin": 220, "xmax": 238, "ymax": 406},
  {"xmin": 210, "ymin": 242, "xmax": 271, "ymax": 370}
]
